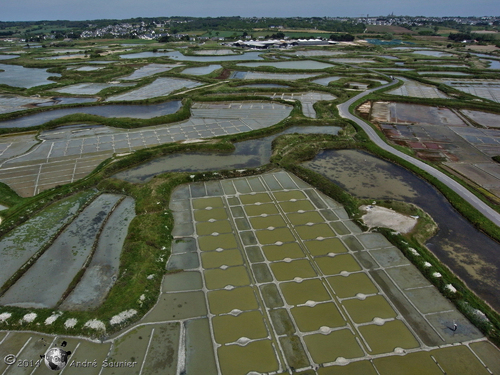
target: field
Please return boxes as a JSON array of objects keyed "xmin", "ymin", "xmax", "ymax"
[{"xmin": 366, "ymin": 25, "xmax": 416, "ymax": 34}]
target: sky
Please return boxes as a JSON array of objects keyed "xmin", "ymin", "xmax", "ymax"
[{"xmin": 1, "ymin": 0, "xmax": 499, "ymax": 21}]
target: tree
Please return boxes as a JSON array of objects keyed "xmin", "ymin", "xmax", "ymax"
[{"xmin": 329, "ymin": 33, "xmax": 354, "ymax": 41}]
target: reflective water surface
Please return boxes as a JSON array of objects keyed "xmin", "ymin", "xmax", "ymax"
[{"xmin": 303, "ymin": 149, "xmax": 500, "ymax": 311}]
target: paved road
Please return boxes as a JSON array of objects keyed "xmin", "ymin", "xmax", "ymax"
[{"xmin": 337, "ymin": 78, "xmax": 500, "ymax": 227}]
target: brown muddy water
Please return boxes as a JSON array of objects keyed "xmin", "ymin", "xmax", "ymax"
[{"xmin": 303, "ymin": 149, "xmax": 500, "ymax": 312}]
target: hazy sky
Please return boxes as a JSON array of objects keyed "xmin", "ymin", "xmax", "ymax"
[{"xmin": 2, "ymin": 0, "xmax": 499, "ymax": 21}]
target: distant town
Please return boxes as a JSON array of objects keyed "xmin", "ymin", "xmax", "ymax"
[{"xmin": 0, "ymin": 16, "xmax": 499, "ymax": 44}]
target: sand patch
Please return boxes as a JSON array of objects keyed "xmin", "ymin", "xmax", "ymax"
[{"xmin": 360, "ymin": 205, "xmax": 417, "ymax": 233}]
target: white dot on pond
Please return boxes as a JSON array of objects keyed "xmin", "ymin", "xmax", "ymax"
[
  {"xmin": 356, "ymin": 293, "xmax": 367, "ymax": 300},
  {"xmin": 319, "ymin": 326, "xmax": 331, "ymax": 334}
]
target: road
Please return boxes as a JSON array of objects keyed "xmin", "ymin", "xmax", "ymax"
[{"xmin": 336, "ymin": 78, "xmax": 500, "ymax": 227}]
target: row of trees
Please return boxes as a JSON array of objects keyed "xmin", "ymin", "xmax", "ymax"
[
  {"xmin": 448, "ymin": 32, "xmax": 498, "ymax": 42},
  {"xmin": 167, "ymin": 17, "xmax": 364, "ymax": 34}
]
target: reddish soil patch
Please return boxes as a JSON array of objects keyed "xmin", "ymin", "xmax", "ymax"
[
  {"xmin": 416, "ymin": 151, "xmax": 446, "ymax": 162},
  {"xmin": 423, "ymin": 142, "xmax": 442, "ymax": 150},
  {"xmin": 408, "ymin": 142, "xmax": 426, "ymax": 149},
  {"xmin": 443, "ymin": 152, "xmax": 460, "ymax": 162},
  {"xmin": 383, "ymin": 129, "xmax": 400, "ymax": 138}
]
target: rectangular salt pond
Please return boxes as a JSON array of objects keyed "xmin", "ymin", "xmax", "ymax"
[
  {"xmin": 460, "ymin": 110, "xmax": 500, "ymax": 128},
  {"xmin": 0, "ymin": 55, "xmax": 19, "ymax": 60},
  {"xmin": 484, "ymin": 60, "xmax": 500, "ymax": 70},
  {"xmin": 106, "ymin": 77, "xmax": 202, "ymax": 101},
  {"xmin": 54, "ymin": 82, "xmax": 134, "ymax": 95},
  {"xmin": 0, "ymin": 94, "xmax": 54, "ymax": 114},
  {"xmin": 120, "ymin": 63, "xmax": 181, "ymax": 80},
  {"xmin": 162, "ymin": 170, "xmax": 492, "ymax": 374},
  {"xmin": 433, "ymin": 79, "xmax": 500, "ymax": 103},
  {"xmin": 236, "ymin": 60, "xmax": 334, "ymax": 70},
  {"xmin": 0, "ymin": 193, "xmax": 122, "ymax": 308},
  {"xmin": 0, "ymin": 63, "xmax": 61, "ymax": 88},
  {"xmin": 181, "ymin": 64, "xmax": 222, "ymax": 75},
  {"xmin": 60, "ymin": 196, "xmax": 136, "ymax": 310},
  {"xmin": 230, "ymin": 71, "xmax": 320, "ymax": 80},
  {"xmin": 0, "ymin": 190, "xmax": 96, "ymax": 289},
  {"xmin": 35, "ymin": 96, "xmax": 98, "ymax": 107},
  {"xmin": 412, "ymin": 50, "xmax": 455, "ymax": 57},
  {"xmin": 387, "ymin": 77, "xmax": 449, "ymax": 99}
]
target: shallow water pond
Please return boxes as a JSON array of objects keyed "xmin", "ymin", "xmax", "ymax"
[
  {"xmin": 0, "ymin": 101, "xmax": 181, "ymax": 128},
  {"xmin": 303, "ymin": 149, "xmax": 500, "ymax": 311},
  {"xmin": 0, "ymin": 63, "xmax": 61, "ymax": 88},
  {"xmin": 55, "ymin": 82, "xmax": 134, "ymax": 95},
  {"xmin": 181, "ymin": 64, "xmax": 221, "ymax": 75},
  {"xmin": 113, "ymin": 125, "xmax": 341, "ymax": 183},
  {"xmin": 0, "ymin": 55, "xmax": 19, "ymax": 60},
  {"xmin": 60, "ymin": 196, "xmax": 136, "ymax": 310},
  {"xmin": 484, "ymin": 60, "xmax": 500, "ymax": 70},
  {"xmin": 0, "ymin": 193, "xmax": 122, "ymax": 308},
  {"xmin": 0, "ymin": 190, "xmax": 96, "ymax": 288}
]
